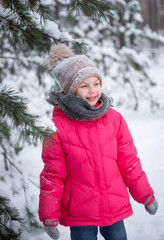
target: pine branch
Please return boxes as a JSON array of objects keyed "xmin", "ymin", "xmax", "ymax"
[
  {"xmin": 2, "ymin": 0, "xmax": 55, "ymax": 24},
  {"xmin": 0, "ymin": 14, "xmax": 82, "ymax": 53},
  {"xmin": 0, "ymin": 14, "xmax": 52, "ymax": 53},
  {"xmin": 0, "ymin": 86, "xmax": 54, "ymax": 144},
  {"xmin": 0, "ymin": 1, "xmax": 93, "ymax": 54},
  {"xmin": 36, "ymin": 3, "xmax": 56, "ymax": 24},
  {"xmin": 1, "ymin": 1, "xmax": 36, "ymax": 27},
  {"xmin": 0, "ymin": 120, "xmax": 10, "ymax": 142},
  {"xmin": 1, "ymin": 144, "xmax": 9, "ymax": 171},
  {"xmin": 0, "ymin": 195, "xmax": 23, "ymax": 239},
  {"xmin": 71, "ymin": 41, "xmax": 88, "ymax": 54},
  {"xmin": 67, "ymin": 0, "xmax": 115, "ymax": 21},
  {"xmin": 4, "ymin": 155, "xmax": 22, "ymax": 174}
]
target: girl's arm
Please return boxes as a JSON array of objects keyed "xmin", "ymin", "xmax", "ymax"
[
  {"xmin": 116, "ymin": 115, "xmax": 154, "ymax": 204},
  {"xmin": 39, "ymin": 132, "xmax": 67, "ymax": 223}
]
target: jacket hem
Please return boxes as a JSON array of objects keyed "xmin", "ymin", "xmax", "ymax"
[{"xmin": 59, "ymin": 209, "xmax": 133, "ymax": 227}]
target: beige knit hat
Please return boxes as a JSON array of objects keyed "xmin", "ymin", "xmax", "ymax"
[{"xmin": 48, "ymin": 45, "xmax": 103, "ymax": 94}]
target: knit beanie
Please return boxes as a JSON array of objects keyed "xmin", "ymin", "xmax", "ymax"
[{"xmin": 48, "ymin": 45, "xmax": 103, "ymax": 94}]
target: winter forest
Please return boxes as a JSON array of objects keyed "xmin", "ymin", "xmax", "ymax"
[{"xmin": 0, "ymin": 0, "xmax": 164, "ymax": 239}]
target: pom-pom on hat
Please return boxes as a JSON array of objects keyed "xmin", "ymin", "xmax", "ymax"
[{"xmin": 48, "ymin": 45, "xmax": 103, "ymax": 94}]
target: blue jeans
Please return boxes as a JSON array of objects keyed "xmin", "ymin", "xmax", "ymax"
[{"xmin": 70, "ymin": 221, "xmax": 127, "ymax": 240}]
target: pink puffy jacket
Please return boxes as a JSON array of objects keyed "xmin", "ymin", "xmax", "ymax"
[{"xmin": 39, "ymin": 107, "xmax": 154, "ymax": 226}]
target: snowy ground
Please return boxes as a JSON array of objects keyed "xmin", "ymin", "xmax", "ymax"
[{"xmin": 1, "ymin": 56, "xmax": 164, "ymax": 240}]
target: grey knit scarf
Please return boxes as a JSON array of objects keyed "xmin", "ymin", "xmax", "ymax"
[{"xmin": 47, "ymin": 91, "xmax": 111, "ymax": 121}]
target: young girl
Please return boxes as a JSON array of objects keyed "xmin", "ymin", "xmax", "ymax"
[{"xmin": 39, "ymin": 45, "xmax": 158, "ymax": 240}]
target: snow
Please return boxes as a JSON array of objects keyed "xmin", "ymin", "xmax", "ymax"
[
  {"xmin": 133, "ymin": 13, "xmax": 143, "ymax": 23},
  {"xmin": 59, "ymin": 32, "xmax": 73, "ymax": 42},
  {"xmin": 10, "ymin": 221, "xmax": 21, "ymax": 234},
  {"xmin": 45, "ymin": 21, "xmax": 60, "ymax": 39}
]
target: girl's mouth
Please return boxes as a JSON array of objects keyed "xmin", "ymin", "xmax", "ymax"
[{"xmin": 86, "ymin": 96, "xmax": 97, "ymax": 101}]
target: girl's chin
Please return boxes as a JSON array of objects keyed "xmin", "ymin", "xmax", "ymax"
[
  {"xmin": 87, "ymin": 100, "xmax": 98, "ymax": 107},
  {"xmin": 85, "ymin": 96, "xmax": 101, "ymax": 106}
]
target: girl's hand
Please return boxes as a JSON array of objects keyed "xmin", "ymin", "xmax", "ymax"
[
  {"xmin": 44, "ymin": 225, "xmax": 60, "ymax": 240},
  {"xmin": 44, "ymin": 219, "xmax": 60, "ymax": 239},
  {"xmin": 144, "ymin": 198, "xmax": 158, "ymax": 215}
]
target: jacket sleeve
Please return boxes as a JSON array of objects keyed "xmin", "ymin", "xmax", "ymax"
[
  {"xmin": 39, "ymin": 132, "xmax": 67, "ymax": 222},
  {"xmin": 116, "ymin": 114, "xmax": 154, "ymax": 204}
]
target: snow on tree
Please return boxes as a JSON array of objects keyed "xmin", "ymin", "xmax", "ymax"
[{"xmin": 0, "ymin": 192, "xmax": 23, "ymax": 240}]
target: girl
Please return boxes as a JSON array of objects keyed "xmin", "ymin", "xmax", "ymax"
[{"xmin": 39, "ymin": 45, "xmax": 158, "ymax": 240}]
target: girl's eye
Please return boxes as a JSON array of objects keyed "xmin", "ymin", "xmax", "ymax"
[
  {"xmin": 95, "ymin": 83, "xmax": 100, "ymax": 86},
  {"xmin": 80, "ymin": 85, "xmax": 87, "ymax": 88}
]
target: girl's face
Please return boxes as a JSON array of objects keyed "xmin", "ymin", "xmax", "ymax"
[{"xmin": 76, "ymin": 76, "xmax": 102, "ymax": 106}]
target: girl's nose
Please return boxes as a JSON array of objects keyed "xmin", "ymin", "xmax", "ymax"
[{"xmin": 89, "ymin": 87, "xmax": 94, "ymax": 93}]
